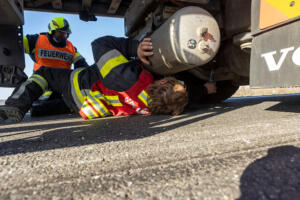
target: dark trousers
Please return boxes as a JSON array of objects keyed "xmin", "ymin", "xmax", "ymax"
[{"xmin": 5, "ymin": 67, "xmax": 78, "ymax": 114}]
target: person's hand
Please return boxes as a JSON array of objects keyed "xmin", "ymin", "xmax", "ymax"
[
  {"xmin": 137, "ymin": 38, "xmax": 153, "ymax": 65},
  {"xmin": 204, "ymin": 82, "xmax": 217, "ymax": 94}
]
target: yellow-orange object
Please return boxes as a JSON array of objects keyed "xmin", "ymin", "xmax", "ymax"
[{"xmin": 260, "ymin": 0, "xmax": 300, "ymax": 29}]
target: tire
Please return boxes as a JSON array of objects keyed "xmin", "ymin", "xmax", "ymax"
[{"xmin": 198, "ymin": 80, "xmax": 240, "ymax": 104}]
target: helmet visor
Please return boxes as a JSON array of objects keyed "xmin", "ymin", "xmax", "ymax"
[{"xmin": 57, "ymin": 25, "xmax": 71, "ymax": 34}]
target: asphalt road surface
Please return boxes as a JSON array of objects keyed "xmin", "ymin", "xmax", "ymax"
[{"xmin": 1, "ymin": 94, "xmax": 300, "ymax": 200}]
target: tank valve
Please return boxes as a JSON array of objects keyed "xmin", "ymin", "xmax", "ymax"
[
  {"xmin": 198, "ymin": 40, "xmax": 209, "ymax": 54},
  {"xmin": 198, "ymin": 27, "xmax": 214, "ymax": 54}
]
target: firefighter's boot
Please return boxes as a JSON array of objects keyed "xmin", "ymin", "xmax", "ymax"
[
  {"xmin": 0, "ymin": 109, "xmax": 8, "ymax": 122},
  {"xmin": 0, "ymin": 106, "xmax": 25, "ymax": 123}
]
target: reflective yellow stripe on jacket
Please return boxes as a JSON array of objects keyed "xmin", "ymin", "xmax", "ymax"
[
  {"xmin": 28, "ymin": 74, "xmax": 48, "ymax": 92},
  {"xmin": 70, "ymin": 68, "xmax": 85, "ymax": 109},
  {"xmin": 23, "ymin": 36, "xmax": 30, "ymax": 54},
  {"xmin": 80, "ymin": 93, "xmax": 112, "ymax": 119},
  {"xmin": 88, "ymin": 91, "xmax": 111, "ymax": 117},
  {"xmin": 70, "ymin": 68, "xmax": 112, "ymax": 118},
  {"xmin": 138, "ymin": 90, "xmax": 150, "ymax": 107},
  {"xmin": 96, "ymin": 49, "xmax": 129, "ymax": 78},
  {"xmin": 39, "ymin": 90, "xmax": 53, "ymax": 101},
  {"xmin": 73, "ymin": 52, "xmax": 83, "ymax": 64},
  {"xmin": 91, "ymin": 90, "xmax": 122, "ymax": 107},
  {"xmin": 81, "ymin": 98, "xmax": 102, "ymax": 119}
]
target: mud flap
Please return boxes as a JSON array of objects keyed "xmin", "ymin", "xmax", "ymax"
[{"xmin": 250, "ymin": 20, "xmax": 300, "ymax": 88}]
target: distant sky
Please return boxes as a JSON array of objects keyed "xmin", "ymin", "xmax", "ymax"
[{"xmin": 0, "ymin": 11, "xmax": 125, "ymax": 99}]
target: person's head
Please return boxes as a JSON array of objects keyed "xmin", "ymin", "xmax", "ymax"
[
  {"xmin": 48, "ymin": 17, "xmax": 71, "ymax": 42},
  {"xmin": 147, "ymin": 77, "xmax": 189, "ymax": 116}
]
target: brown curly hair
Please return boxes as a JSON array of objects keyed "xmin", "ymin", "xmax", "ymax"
[{"xmin": 147, "ymin": 77, "xmax": 189, "ymax": 116}]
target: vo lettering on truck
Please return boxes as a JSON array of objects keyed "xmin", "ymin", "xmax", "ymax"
[{"xmin": 261, "ymin": 47, "xmax": 300, "ymax": 71}]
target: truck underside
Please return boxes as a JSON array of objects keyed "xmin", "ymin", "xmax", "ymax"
[{"xmin": 1, "ymin": 0, "xmax": 253, "ymax": 102}]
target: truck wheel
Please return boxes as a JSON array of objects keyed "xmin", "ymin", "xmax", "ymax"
[{"xmin": 198, "ymin": 80, "xmax": 240, "ymax": 104}]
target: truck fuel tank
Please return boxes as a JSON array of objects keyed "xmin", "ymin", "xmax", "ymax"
[{"xmin": 147, "ymin": 6, "xmax": 220, "ymax": 75}]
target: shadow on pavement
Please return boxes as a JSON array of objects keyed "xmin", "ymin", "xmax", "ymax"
[
  {"xmin": 265, "ymin": 94, "xmax": 300, "ymax": 113},
  {"xmin": 0, "ymin": 103, "xmax": 237, "ymax": 156},
  {"xmin": 237, "ymin": 145, "xmax": 300, "ymax": 200},
  {"xmin": 1, "ymin": 94, "xmax": 300, "ymax": 157},
  {"xmin": 230, "ymin": 93, "xmax": 300, "ymax": 114}
]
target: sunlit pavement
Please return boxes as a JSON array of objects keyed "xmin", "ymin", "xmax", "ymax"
[{"xmin": 1, "ymin": 94, "xmax": 300, "ymax": 199}]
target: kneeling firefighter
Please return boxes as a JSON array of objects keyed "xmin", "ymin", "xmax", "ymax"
[{"xmin": 23, "ymin": 16, "xmax": 89, "ymax": 116}]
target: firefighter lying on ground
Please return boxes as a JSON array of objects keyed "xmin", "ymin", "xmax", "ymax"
[
  {"xmin": 24, "ymin": 16, "xmax": 89, "ymax": 117},
  {"xmin": 0, "ymin": 36, "xmax": 191, "ymax": 122}
]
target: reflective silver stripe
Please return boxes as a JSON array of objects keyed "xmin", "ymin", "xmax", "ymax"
[
  {"xmin": 96, "ymin": 49, "xmax": 122, "ymax": 71},
  {"xmin": 87, "ymin": 93, "xmax": 110, "ymax": 117},
  {"xmin": 93, "ymin": 92, "xmax": 121, "ymax": 106},
  {"xmin": 94, "ymin": 93, "xmax": 103, "ymax": 98},
  {"xmin": 139, "ymin": 92, "xmax": 148, "ymax": 101},
  {"xmin": 82, "ymin": 89, "xmax": 91, "ymax": 96},
  {"xmin": 109, "ymin": 99, "xmax": 121, "ymax": 104},
  {"xmin": 105, "ymin": 96, "xmax": 122, "ymax": 106},
  {"xmin": 28, "ymin": 74, "xmax": 48, "ymax": 92},
  {"xmin": 70, "ymin": 68, "xmax": 85, "ymax": 109},
  {"xmin": 11, "ymin": 81, "xmax": 31, "ymax": 99},
  {"xmin": 38, "ymin": 90, "xmax": 53, "ymax": 101},
  {"xmin": 38, "ymin": 48, "xmax": 73, "ymax": 62},
  {"xmin": 96, "ymin": 49, "xmax": 129, "ymax": 79},
  {"xmin": 138, "ymin": 90, "xmax": 149, "ymax": 106},
  {"xmin": 73, "ymin": 55, "xmax": 83, "ymax": 64},
  {"xmin": 81, "ymin": 102, "xmax": 98, "ymax": 119}
]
